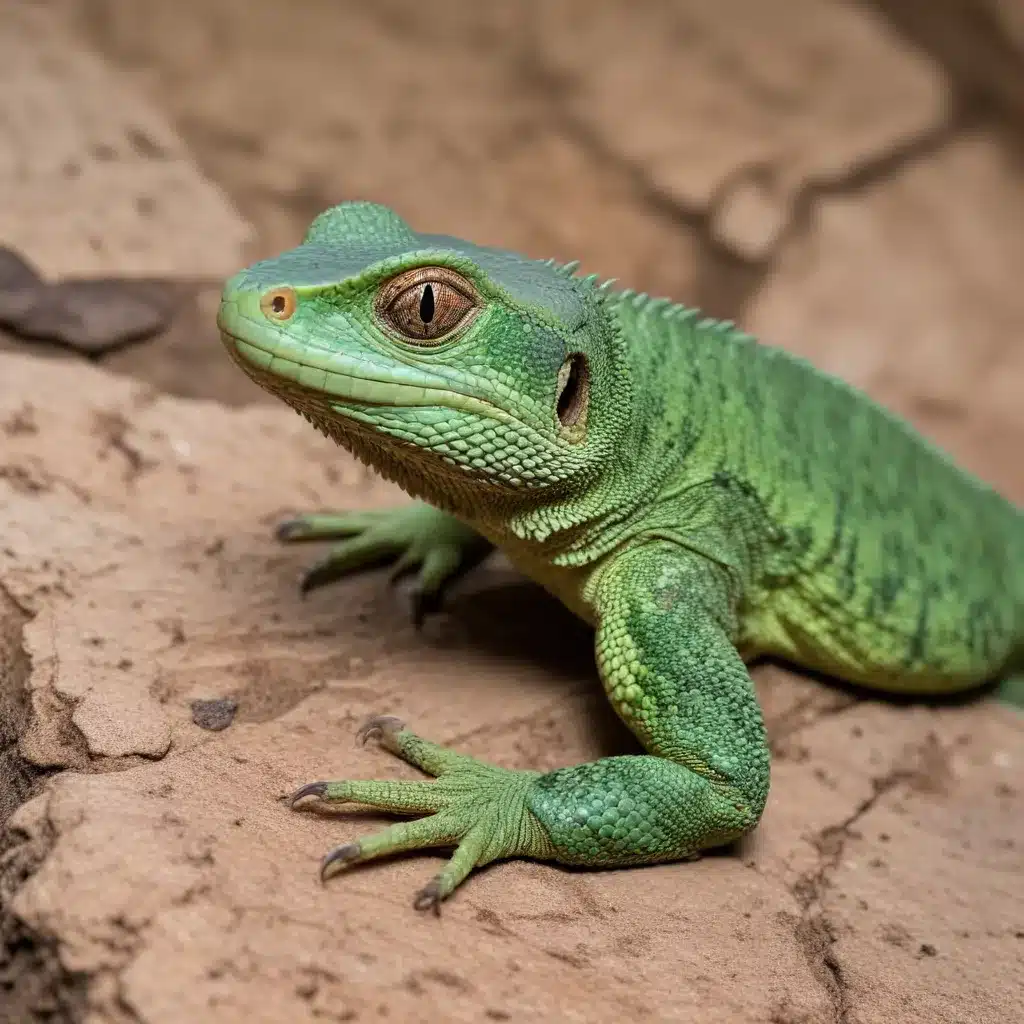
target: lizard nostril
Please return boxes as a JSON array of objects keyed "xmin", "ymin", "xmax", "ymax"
[{"xmin": 260, "ymin": 287, "xmax": 298, "ymax": 321}]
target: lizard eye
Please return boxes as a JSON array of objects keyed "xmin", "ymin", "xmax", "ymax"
[
  {"xmin": 260, "ymin": 287, "xmax": 298, "ymax": 321},
  {"xmin": 377, "ymin": 267, "xmax": 479, "ymax": 344}
]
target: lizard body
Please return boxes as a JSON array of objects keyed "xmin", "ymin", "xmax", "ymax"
[{"xmin": 217, "ymin": 202, "xmax": 1022, "ymax": 909}]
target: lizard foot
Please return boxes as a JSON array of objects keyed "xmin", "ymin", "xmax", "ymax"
[
  {"xmin": 275, "ymin": 505, "xmax": 490, "ymax": 626},
  {"xmin": 289, "ymin": 714, "xmax": 550, "ymax": 912}
]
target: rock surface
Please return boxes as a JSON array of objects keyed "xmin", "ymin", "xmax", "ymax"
[
  {"xmin": 2, "ymin": 2, "xmax": 1023, "ymax": 1023},
  {"xmin": 875, "ymin": 0, "xmax": 1024, "ymax": 122},
  {"xmin": 534, "ymin": 0, "xmax": 949, "ymax": 260},
  {"xmin": 0, "ymin": 5, "xmax": 250, "ymax": 279}
]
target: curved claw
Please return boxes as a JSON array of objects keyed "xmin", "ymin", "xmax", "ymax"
[
  {"xmin": 275, "ymin": 518, "xmax": 314, "ymax": 542},
  {"xmin": 388, "ymin": 551, "xmax": 419, "ymax": 586},
  {"xmin": 290, "ymin": 781, "xmax": 329, "ymax": 808},
  {"xmin": 356, "ymin": 714, "xmax": 406, "ymax": 747},
  {"xmin": 410, "ymin": 587, "xmax": 442, "ymax": 630},
  {"xmin": 298, "ymin": 557, "xmax": 342, "ymax": 596},
  {"xmin": 320, "ymin": 842, "xmax": 362, "ymax": 883},
  {"xmin": 413, "ymin": 878, "xmax": 444, "ymax": 916}
]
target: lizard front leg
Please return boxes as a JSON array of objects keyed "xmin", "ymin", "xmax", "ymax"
[
  {"xmin": 289, "ymin": 541, "xmax": 769, "ymax": 909},
  {"xmin": 276, "ymin": 500, "xmax": 492, "ymax": 623}
]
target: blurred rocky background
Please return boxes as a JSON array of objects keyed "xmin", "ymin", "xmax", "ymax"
[{"xmin": 1, "ymin": 2, "xmax": 1021, "ymax": 1023}]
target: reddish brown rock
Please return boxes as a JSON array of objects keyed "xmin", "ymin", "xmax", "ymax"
[{"xmin": 3, "ymin": 3, "xmax": 1022, "ymax": 1022}]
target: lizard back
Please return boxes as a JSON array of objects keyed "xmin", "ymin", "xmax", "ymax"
[{"xmin": 613, "ymin": 294, "xmax": 1023, "ymax": 691}]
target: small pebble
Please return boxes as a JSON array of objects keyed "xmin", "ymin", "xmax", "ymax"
[{"xmin": 191, "ymin": 697, "xmax": 239, "ymax": 732}]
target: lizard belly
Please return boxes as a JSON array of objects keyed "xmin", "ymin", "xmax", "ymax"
[{"xmin": 747, "ymin": 557, "xmax": 1020, "ymax": 695}]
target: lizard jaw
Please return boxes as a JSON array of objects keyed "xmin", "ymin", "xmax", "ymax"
[{"xmin": 218, "ymin": 324, "xmax": 510, "ymax": 424}]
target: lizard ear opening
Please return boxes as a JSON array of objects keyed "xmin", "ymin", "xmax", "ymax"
[{"xmin": 556, "ymin": 353, "xmax": 590, "ymax": 435}]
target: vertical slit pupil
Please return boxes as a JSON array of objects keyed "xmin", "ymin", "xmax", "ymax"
[{"xmin": 419, "ymin": 284, "xmax": 435, "ymax": 324}]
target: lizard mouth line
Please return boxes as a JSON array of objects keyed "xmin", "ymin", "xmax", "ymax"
[{"xmin": 219, "ymin": 328, "xmax": 511, "ymax": 421}]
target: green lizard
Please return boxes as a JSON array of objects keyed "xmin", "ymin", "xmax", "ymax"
[{"xmin": 217, "ymin": 201, "xmax": 1023, "ymax": 912}]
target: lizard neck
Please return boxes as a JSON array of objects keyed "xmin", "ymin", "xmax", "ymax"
[{"xmin": 503, "ymin": 288, "xmax": 717, "ymax": 565}]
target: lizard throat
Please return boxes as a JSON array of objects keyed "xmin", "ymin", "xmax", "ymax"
[{"xmin": 218, "ymin": 329, "xmax": 540, "ymax": 520}]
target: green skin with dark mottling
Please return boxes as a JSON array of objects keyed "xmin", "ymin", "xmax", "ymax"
[{"xmin": 217, "ymin": 201, "xmax": 1023, "ymax": 911}]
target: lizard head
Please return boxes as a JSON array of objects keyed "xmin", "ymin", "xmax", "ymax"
[{"xmin": 217, "ymin": 202, "xmax": 629, "ymax": 524}]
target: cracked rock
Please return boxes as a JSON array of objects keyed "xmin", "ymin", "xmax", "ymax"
[
  {"xmin": 795, "ymin": 707, "xmax": 1023, "ymax": 1024},
  {"xmin": 874, "ymin": 0, "xmax": 1024, "ymax": 123},
  {"xmin": 534, "ymin": 0, "xmax": 949, "ymax": 261},
  {"xmin": 0, "ymin": 5, "xmax": 251, "ymax": 279},
  {"xmin": 0, "ymin": 586, "xmax": 35, "ymax": 828},
  {"xmin": 51, "ymin": 0, "xmax": 705, "ymax": 301}
]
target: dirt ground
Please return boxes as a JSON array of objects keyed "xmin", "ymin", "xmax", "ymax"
[{"xmin": 1, "ymin": 2, "xmax": 1022, "ymax": 1022}]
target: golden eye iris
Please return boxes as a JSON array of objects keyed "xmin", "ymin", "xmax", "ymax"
[
  {"xmin": 260, "ymin": 287, "xmax": 298, "ymax": 321},
  {"xmin": 377, "ymin": 267, "xmax": 478, "ymax": 344}
]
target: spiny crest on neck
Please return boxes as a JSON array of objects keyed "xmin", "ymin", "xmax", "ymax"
[{"xmin": 539, "ymin": 255, "xmax": 738, "ymax": 337}]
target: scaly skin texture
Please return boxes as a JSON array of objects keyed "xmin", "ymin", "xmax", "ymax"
[{"xmin": 217, "ymin": 202, "xmax": 1023, "ymax": 911}]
